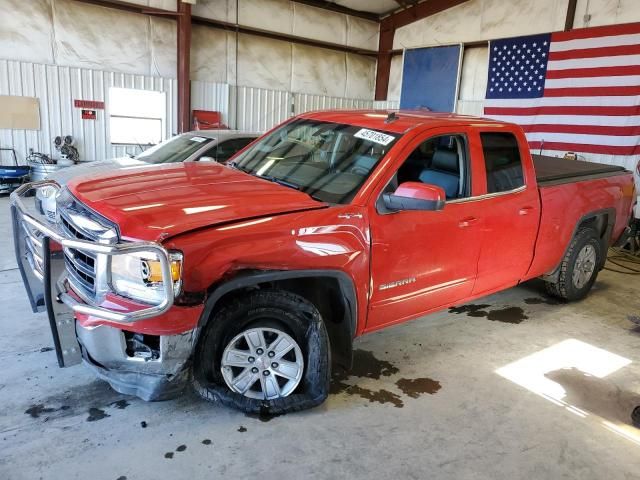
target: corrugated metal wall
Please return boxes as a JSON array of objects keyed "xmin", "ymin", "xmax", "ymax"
[
  {"xmin": 294, "ymin": 93, "xmax": 373, "ymax": 114},
  {"xmin": 189, "ymin": 81, "xmax": 396, "ymax": 133},
  {"xmin": 0, "ymin": 60, "xmax": 177, "ymax": 165},
  {"xmin": 1, "ymin": 61, "xmax": 393, "ymax": 166},
  {"xmin": 230, "ymin": 86, "xmax": 293, "ymax": 133},
  {"xmin": 191, "ymin": 80, "xmax": 230, "ymax": 125},
  {"xmin": 373, "ymin": 100, "xmax": 400, "ymax": 110}
]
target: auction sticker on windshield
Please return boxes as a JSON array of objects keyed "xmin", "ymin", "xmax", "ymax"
[
  {"xmin": 190, "ymin": 136, "xmax": 207, "ymax": 143},
  {"xmin": 354, "ymin": 128, "xmax": 396, "ymax": 146}
]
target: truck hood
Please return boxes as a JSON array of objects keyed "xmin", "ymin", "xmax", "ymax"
[{"xmin": 67, "ymin": 162, "xmax": 326, "ymax": 241}]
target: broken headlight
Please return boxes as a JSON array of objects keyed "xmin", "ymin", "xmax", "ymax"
[{"xmin": 109, "ymin": 251, "xmax": 183, "ymax": 304}]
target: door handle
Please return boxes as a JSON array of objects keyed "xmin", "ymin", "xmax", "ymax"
[
  {"xmin": 519, "ymin": 206, "xmax": 534, "ymax": 216},
  {"xmin": 458, "ymin": 217, "xmax": 478, "ymax": 228}
]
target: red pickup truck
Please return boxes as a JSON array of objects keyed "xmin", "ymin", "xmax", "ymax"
[{"xmin": 12, "ymin": 110, "xmax": 636, "ymax": 414}]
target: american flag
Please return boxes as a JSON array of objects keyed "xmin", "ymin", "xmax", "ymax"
[{"xmin": 484, "ymin": 23, "xmax": 640, "ymax": 161}]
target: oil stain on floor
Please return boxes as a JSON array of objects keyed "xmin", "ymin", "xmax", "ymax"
[
  {"xmin": 22, "ymin": 379, "xmax": 135, "ymax": 423},
  {"xmin": 524, "ymin": 296, "xmax": 563, "ymax": 306},
  {"xmin": 487, "ymin": 307, "xmax": 528, "ymax": 324},
  {"xmin": 330, "ymin": 350, "xmax": 441, "ymax": 408},
  {"xmin": 395, "ymin": 377, "xmax": 442, "ymax": 398},
  {"xmin": 448, "ymin": 304, "xmax": 528, "ymax": 324},
  {"xmin": 24, "ymin": 404, "xmax": 70, "ymax": 419},
  {"xmin": 86, "ymin": 407, "xmax": 110, "ymax": 422},
  {"xmin": 448, "ymin": 304, "xmax": 491, "ymax": 317}
]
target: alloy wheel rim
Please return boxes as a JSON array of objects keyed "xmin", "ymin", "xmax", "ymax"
[
  {"xmin": 221, "ymin": 327, "xmax": 304, "ymax": 400},
  {"xmin": 572, "ymin": 244, "xmax": 596, "ymax": 289}
]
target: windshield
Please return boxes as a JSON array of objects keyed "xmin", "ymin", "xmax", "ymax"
[
  {"xmin": 233, "ymin": 119, "xmax": 400, "ymax": 204},
  {"xmin": 135, "ymin": 134, "xmax": 212, "ymax": 164}
]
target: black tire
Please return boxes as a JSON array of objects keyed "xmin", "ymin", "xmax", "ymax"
[
  {"xmin": 192, "ymin": 289, "xmax": 331, "ymax": 414},
  {"xmin": 545, "ymin": 227, "xmax": 602, "ymax": 301}
]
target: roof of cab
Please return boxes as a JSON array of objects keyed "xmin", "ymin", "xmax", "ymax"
[{"xmin": 298, "ymin": 109, "xmax": 510, "ymax": 135}]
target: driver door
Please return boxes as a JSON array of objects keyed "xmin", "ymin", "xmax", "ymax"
[{"xmin": 366, "ymin": 128, "xmax": 485, "ymax": 332}]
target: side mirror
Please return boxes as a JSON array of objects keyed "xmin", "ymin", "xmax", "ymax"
[
  {"xmin": 383, "ymin": 182, "xmax": 445, "ymax": 212},
  {"xmin": 199, "ymin": 156, "xmax": 216, "ymax": 162}
]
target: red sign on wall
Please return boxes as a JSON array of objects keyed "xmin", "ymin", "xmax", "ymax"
[
  {"xmin": 82, "ymin": 109, "xmax": 97, "ymax": 120},
  {"xmin": 74, "ymin": 99, "xmax": 104, "ymax": 109}
]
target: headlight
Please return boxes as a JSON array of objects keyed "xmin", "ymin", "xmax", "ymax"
[
  {"xmin": 37, "ymin": 185, "xmax": 58, "ymax": 199},
  {"xmin": 109, "ymin": 251, "xmax": 183, "ymax": 304}
]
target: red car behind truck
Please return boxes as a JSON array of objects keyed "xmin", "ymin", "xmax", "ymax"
[{"xmin": 12, "ymin": 110, "xmax": 635, "ymax": 414}]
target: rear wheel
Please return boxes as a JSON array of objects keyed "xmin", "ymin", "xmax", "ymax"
[
  {"xmin": 193, "ymin": 290, "xmax": 330, "ymax": 414},
  {"xmin": 545, "ymin": 227, "xmax": 601, "ymax": 301}
]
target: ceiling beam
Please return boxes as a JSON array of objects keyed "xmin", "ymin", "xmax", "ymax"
[
  {"xmin": 375, "ymin": 0, "xmax": 471, "ymax": 100},
  {"xmin": 565, "ymin": 0, "xmax": 578, "ymax": 31},
  {"xmin": 289, "ymin": 0, "xmax": 380, "ymax": 22},
  {"xmin": 177, "ymin": 1, "xmax": 191, "ymax": 133},
  {"xmin": 72, "ymin": 0, "xmax": 178, "ymax": 18}
]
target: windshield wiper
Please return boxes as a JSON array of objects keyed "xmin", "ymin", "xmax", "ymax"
[
  {"xmin": 259, "ymin": 175, "xmax": 302, "ymax": 191},
  {"xmin": 227, "ymin": 161, "xmax": 249, "ymax": 173},
  {"xmin": 261, "ymin": 176, "xmax": 326, "ymax": 202},
  {"xmin": 230, "ymin": 164, "xmax": 324, "ymax": 202}
]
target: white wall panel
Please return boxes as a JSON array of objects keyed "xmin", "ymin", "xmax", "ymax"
[
  {"xmin": 238, "ymin": 35, "xmax": 292, "ymax": 91},
  {"xmin": 292, "ymin": 45, "xmax": 347, "ymax": 98},
  {"xmin": 240, "ymin": 0, "xmax": 293, "ymax": 33},
  {"xmin": 150, "ymin": 17, "xmax": 178, "ymax": 78},
  {"xmin": 0, "ymin": 60, "xmax": 177, "ymax": 164},
  {"xmin": 192, "ymin": 0, "xmax": 237, "ymax": 23},
  {"xmin": 124, "ymin": 0, "xmax": 177, "ymax": 10},
  {"xmin": 0, "ymin": 0, "xmax": 55, "ymax": 65},
  {"xmin": 53, "ymin": 0, "xmax": 153, "ymax": 75},
  {"xmin": 394, "ymin": 0, "xmax": 569, "ymax": 50},
  {"xmin": 0, "ymin": 0, "xmax": 175, "ymax": 77},
  {"xmin": 575, "ymin": 0, "xmax": 640, "ymax": 28},
  {"xmin": 292, "ymin": 3, "xmax": 347, "ymax": 46},
  {"xmin": 191, "ymin": 26, "xmax": 232, "ymax": 84},
  {"xmin": 456, "ymin": 46, "xmax": 488, "ymax": 116},
  {"xmin": 387, "ymin": 56, "xmax": 403, "ymax": 101},
  {"xmin": 346, "ymin": 54, "xmax": 376, "ymax": 99},
  {"xmin": 347, "ymin": 16, "xmax": 379, "ymax": 52}
]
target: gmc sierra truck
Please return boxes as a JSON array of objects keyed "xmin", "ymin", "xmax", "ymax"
[{"xmin": 11, "ymin": 110, "xmax": 636, "ymax": 414}]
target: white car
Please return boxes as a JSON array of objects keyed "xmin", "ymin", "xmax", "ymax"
[{"xmin": 36, "ymin": 130, "xmax": 260, "ymax": 221}]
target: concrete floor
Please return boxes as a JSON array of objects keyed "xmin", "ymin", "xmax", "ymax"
[{"xmin": 2, "ymin": 194, "xmax": 640, "ymax": 480}]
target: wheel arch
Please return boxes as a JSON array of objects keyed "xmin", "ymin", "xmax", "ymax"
[
  {"xmin": 543, "ymin": 207, "xmax": 615, "ymax": 282},
  {"xmin": 197, "ymin": 269, "xmax": 358, "ymax": 369}
]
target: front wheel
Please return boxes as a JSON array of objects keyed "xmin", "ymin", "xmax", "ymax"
[
  {"xmin": 545, "ymin": 227, "xmax": 602, "ymax": 301},
  {"xmin": 193, "ymin": 290, "xmax": 331, "ymax": 414}
]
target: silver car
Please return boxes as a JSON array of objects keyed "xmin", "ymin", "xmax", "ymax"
[{"xmin": 36, "ymin": 130, "xmax": 260, "ymax": 221}]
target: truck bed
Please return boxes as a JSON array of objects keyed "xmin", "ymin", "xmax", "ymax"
[{"xmin": 533, "ymin": 154, "xmax": 627, "ymax": 186}]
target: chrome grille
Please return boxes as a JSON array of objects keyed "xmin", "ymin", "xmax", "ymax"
[
  {"xmin": 56, "ymin": 190, "xmax": 116, "ymax": 299},
  {"xmin": 22, "ymin": 220, "xmax": 45, "ymax": 280}
]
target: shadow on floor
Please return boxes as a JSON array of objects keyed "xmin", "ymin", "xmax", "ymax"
[{"xmin": 545, "ymin": 367, "xmax": 640, "ymax": 427}]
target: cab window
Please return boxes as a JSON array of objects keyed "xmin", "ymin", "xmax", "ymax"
[
  {"xmin": 394, "ymin": 135, "xmax": 469, "ymax": 200},
  {"xmin": 480, "ymin": 132, "xmax": 524, "ymax": 193}
]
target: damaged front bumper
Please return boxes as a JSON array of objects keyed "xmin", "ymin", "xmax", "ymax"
[
  {"xmin": 77, "ymin": 323, "xmax": 195, "ymax": 401},
  {"xmin": 10, "ymin": 181, "xmax": 194, "ymax": 401}
]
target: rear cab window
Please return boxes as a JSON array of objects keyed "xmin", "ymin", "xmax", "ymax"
[{"xmin": 479, "ymin": 132, "xmax": 525, "ymax": 193}]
